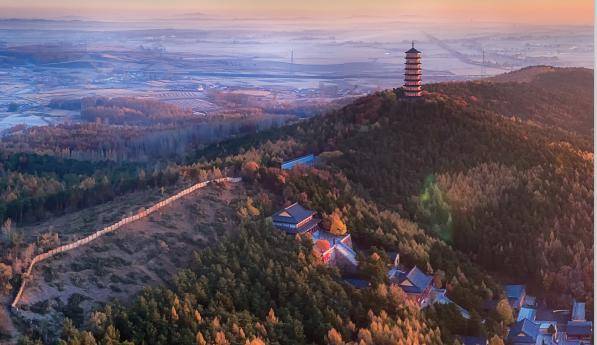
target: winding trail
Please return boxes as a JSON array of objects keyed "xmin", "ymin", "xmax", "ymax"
[{"xmin": 10, "ymin": 177, "xmax": 241, "ymax": 311}]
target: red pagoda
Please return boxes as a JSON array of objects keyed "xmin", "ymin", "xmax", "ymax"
[{"xmin": 404, "ymin": 41, "xmax": 422, "ymax": 97}]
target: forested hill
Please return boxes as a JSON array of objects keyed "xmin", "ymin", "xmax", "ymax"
[
  {"xmin": 425, "ymin": 66, "xmax": 594, "ymax": 137},
  {"xmin": 190, "ymin": 71, "xmax": 593, "ymax": 310},
  {"xmin": 50, "ymin": 68, "xmax": 592, "ymax": 345},
  {"xmin": 284, "ymin": 86, "xmax": 593, "ymax": 309}
]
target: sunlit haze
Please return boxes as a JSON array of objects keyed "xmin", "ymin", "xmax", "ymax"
[{"xmin": 0, "ymin": 0, "xmax": 593, "ymax": 25}]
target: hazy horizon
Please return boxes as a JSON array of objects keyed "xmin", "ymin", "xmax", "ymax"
[{"xmin": 0, "ymin": 0, "xmax": 593, "ymax": 26}]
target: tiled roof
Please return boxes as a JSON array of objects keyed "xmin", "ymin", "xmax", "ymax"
[
  {"xmin": 405, "ymin": 47, "xmax": 421, "ymax": 54},
  {"xmin": 283, "ymin": 217, "xmax": 321, "ymax": 234},
  {"xmin": 517, "ymin": 307, "xmax": 537, "ymax": 322},
  {"xmin": 572, "ymin": 301, "xmax": 586, "ymax": 321},
  {"xmin": 399, "ymin": 266, "xmax": 432, "ymax": 293},
  {"xmin": 566, "ymin": 321, "xmax": 593, "ymax": 336},
  {"xmin": 505, "ymin": 284, "xmax": 526, "ymax": 299},
  {"xmin": 272, "ymin": 202, "xmax": 315, "ymax": 224},
  {"xmin": 334, "ymin": 243, "xmax": 358, "ymax": 267},
  {"xmin": 507, "ymin": 319, "xmax": 540, "ymax": 343},
  {"xmin": 312, "ymin": 230, "xmax": 348, "ymax": 246}
]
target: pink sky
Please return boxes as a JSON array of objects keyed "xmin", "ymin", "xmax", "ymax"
[{"xmin": 0, "ymin": 0, "xmax": 593, "ymax": 25}]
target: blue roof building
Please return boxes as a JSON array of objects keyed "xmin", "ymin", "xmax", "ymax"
[
  {"xmin": 571, "ymin": 301, "xmax": 586, "ymax": 321},
  {"xmin": 388, "ymin": 264, "xmax": 470, "ymax": 318},
  {"xmin": 272, "ymin": 202, "xmax": 320, "ymax": 234},
  {"xmin": 507, "ymin": 319, "xmax": 540, "ymax": 344},
  {"xmin": 505, "ymin": 284, "xmax": 527, "ymax": 310},
  {"xmin": 390, "ymin": 266, "xmax": 433, "ymax": 294},
  {"xmin": 517, "ymin": 307, "xmax": 537, "ymax": 322},
  {"xmin": 388, "ymin": 266, "xmax": 434, "ymax": 306},
  {"xmin": 566, "ymin": 321, "xmax": 592, "ymax": 343},
  {"xmin": 281, "ymin": 154, "xmax": 315, "ymax": 170}
]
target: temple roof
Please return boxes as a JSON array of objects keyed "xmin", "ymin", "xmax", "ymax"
[
  {"xmin": 507, "ymin": 319, "xmax": 540, "ymax": 343},
  {"xmin": 272, "ymin": 202, "xmax": 315, "ymax": 224},
  {"xmin": 397, "ymin": 266, "xmax": 433, "ymax": 293},
  {"xmin": 505, "ymin": 284, "xmax": 525, "ymax": 299},
  {"xmin": 567, "ymin": 321, "xmax": 593, "ymax": 336}
]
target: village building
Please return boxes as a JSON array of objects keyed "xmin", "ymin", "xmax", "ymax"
[
  {"xmin": 388, "ymin": 265, "xmax": 433, "ymax": 306},
  {"xmin": 281, "ymin": 154, "xmax": 316, "ymax": 170}
]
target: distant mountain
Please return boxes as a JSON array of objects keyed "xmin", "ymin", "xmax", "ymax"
[{"xmin": 425, "ymin": 66, "xmax": 594, "ymax": 137}]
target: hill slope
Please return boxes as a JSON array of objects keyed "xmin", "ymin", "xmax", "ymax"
[
  {"xmin": 190, "ymin": 68, "xmax": 593, "ymax": 308},
  {"xmin": 426, "ymin": 66, "xmax": 594, "ymax": 137},
  {"xmin": 288, "ymin": 87, "xmax": 593, "ymax": 308}
]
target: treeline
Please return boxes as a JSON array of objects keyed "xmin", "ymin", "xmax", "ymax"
[
  {"xmin": 1, "ymin": 115, "xmax": 293, "ymax": 162},
  {"xmin": 80, "ymin": 97, "xmax": 194, "ymax": 125},
  {"xmin": 0, "ymin": 151, "xmax": 180, "ymax": 224}
]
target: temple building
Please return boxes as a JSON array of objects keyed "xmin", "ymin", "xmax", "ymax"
[
  {"xmin": 388, "ymin": 261, "xmax": 470, "ymax": 319},
  {"xmin": 271, "ymin": 202, "xmax": 358, "ymax": 272},
  {"xmin": 404, "ymin": 41, "xmax": 422, "ymax": 97},
  {"xmin": 312, "ymin": 230, "xmax": 358, "ymax": 272},
  {"xmin": 272, "ymin": 202, "xmax": 320, "ymax": 235}
]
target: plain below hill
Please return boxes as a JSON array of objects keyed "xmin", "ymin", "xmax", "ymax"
[{"xmin": 425, "ymin": 66, "xmax": 594, "ymax": 137}]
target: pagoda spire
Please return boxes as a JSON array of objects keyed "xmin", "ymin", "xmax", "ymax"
[{"xmin": 403, "ymin": 41, "xmax": 422, "ymax": 97}]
